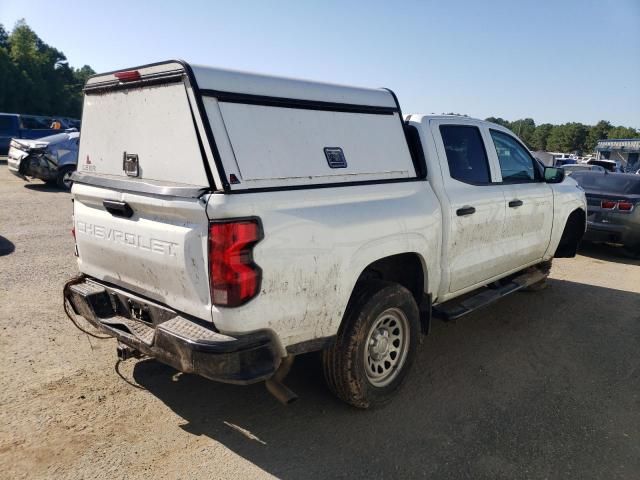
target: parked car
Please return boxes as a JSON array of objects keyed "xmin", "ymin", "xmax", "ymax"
[
  {"xmin": 562, "ymin": 164, "xmax": 606, "ymax": 175},
  {"xmin": 555, "ymin": 158, "xmax": 577, "ymax": 167},
  {"xmin": 572, "ymin": 170, "xmax": 640, "ymax": 257},
  {"xmin": 0, "ymin": 113, "xmax": 80, "ymax": 155},
  {"xmin": 63, "ymin": 61, "xmax": 586, "ymax": 408},
  {"xmin": 7, "ymin": 131, "xmax": 79, "ymax": 189},
  {"xmin": 586, "ymin": 158, "xmax": 619, "ymax": 172}
]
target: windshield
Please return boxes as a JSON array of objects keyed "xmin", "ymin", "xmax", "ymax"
[{"xmin": 571, "ymin": 172, "xmax": 640, "ymax": 194}]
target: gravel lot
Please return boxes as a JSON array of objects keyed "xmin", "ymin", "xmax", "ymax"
[{"xmin": 1, "ymin": 165, "xmax": 639, "ymax": 479}]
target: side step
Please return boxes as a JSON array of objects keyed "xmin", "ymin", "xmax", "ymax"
[{"xmin": 433, "ymin": 269, "xmax": 547, "ymax": 321}]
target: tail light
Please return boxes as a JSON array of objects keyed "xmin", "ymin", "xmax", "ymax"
[
  {"xmin": 209, "ymin": 218, "xmax": 263, "ymax": 307},
  {"xmin": 600, "ymin": 200, "xmax": 634, "ymax": 212},
  {"xmin": 115, "ymin": 70, "xmax": 141, "ymax": 82},
  {"xmin": 617, "ymin": 201, "xmax": 633, "ymax": 212}
]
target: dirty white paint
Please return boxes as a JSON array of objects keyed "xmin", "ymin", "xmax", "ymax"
[
  {"xmin": 215, "ymin": 102, "xmax": 413, "ymax": 189},
  {"xmin": 73, "ymin": 183, "xmax": 212, "ymax": 321}
]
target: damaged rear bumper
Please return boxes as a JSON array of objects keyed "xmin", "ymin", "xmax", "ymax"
[{"xmin": 63, "ymin": 276, "xmax": 281, "ymax": 385}]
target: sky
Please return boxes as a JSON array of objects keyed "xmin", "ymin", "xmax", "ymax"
[{"xmin": 1, "ymin": 0, "xmax": 639, "ymax": 127}]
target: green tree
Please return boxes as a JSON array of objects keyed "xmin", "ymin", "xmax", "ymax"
[
  {"xmin": 585, "ymin": 120, "xmax": 612, "ymax": 151},
  {"xmin": 546, "ymin": 123, "xmax": 589, "ymax": 153},
  {"xmin": 0, "ymin": 19, "xmax": 94, "ymax": 118},
  {"xmin": 607, "ymin": 126, "xmax": 639, "ymax": 139},
  {"xmin": 509, "ymin": 118, "xmax": 536, "ymax": 147},
  {"xmin": 531, "ymin": 123, "xmax": 553, "ymax": 151}
]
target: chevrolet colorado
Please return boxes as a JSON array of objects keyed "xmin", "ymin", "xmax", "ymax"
[{"xmin": 63, "ymin": 61, "xmax": 586, "ymax": 408}]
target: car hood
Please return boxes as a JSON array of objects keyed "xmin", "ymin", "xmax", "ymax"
[{"xmin": 12, "ymin": 132, "xmax": 79, "ymax": 154}]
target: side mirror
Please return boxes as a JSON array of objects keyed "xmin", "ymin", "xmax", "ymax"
[{"xmin": 544, "ymin": 166, "xmax": 565, "ymax": 184}]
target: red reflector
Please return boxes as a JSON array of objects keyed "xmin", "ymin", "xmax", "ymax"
[
  {"xmin": 601, "ymin": 200, "xmax": 616, "ymax": 209},
  {"xmin": 115, "ymin": 70, "xmax": 141, "ymax": 82},
  {"xmin": 618, "ymin": 201, "xmax": 633, "ymax": 211},
  {"xmin": 71, "ymin": 227, "xmax": 76, "ymax": 240},
  {"xmin": 209, "ymin": 219, "xmax": 263, "ymax": 307}
]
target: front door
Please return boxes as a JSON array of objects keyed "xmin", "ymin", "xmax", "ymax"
[{"xmin": 487, "ymin": 129, "xmax": 553, "ymax": 268}]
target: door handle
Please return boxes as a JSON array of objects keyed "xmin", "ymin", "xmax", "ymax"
[
  {"xmin": 456, "ymin": 206, "xmax": 476, "ymax": 216},
  {"xmin": 103, "ymin": 199, "xmax": 133, "ymax": 218},
  {"xmin": 508, "ymin": 199, "xmax": 523, "ymax": 208}
]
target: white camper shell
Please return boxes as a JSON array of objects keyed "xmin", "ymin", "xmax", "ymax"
[{"xmin": 78, "ymin": 60, "xmax": 418, "ymax": 192}]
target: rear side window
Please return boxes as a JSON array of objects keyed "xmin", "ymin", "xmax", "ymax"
[
  {"xmin": 0, "ymin": 116, "xmax": 16, "ymax": 132},
  {"xmin": 440, "ymin": 125, "xmax": 491, "ymax": 184},
  {"xmin": 490, "ymin": 130, "xmax": 538, "ymax": 182}
]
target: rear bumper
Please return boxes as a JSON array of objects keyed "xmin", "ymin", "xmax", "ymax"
[
  {"xmin": 63, "ymin": 277, "xmax": 281, "ymax": 385},
  {"xmin": 584, "ymin": 220, "xmax": 640, "ymax": 246}
]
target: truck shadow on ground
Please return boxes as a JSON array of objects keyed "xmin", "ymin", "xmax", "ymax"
[
  {"xmin": 578, "ymin": 241, "xmax": 640, "ymax": 266},
  {"xmin": 132, "ymin": 279, "xmax": 640, "ymax": 479},
  {"xmin": 24, "ymin": 182, "xmax": 68, "ymax": 193}
]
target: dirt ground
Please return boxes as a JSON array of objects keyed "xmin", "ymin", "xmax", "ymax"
[{"xmin": 1, "ymin": 165, "xmax": 639, "ymax": 480}]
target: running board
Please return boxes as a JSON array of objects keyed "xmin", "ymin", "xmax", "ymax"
[{"xmin": 433, "ymin": 269, "xmax": 547, "ymax": 321}]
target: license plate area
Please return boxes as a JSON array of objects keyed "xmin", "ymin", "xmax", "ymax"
[{"xmin": 99, "ymin": 282, "xmax": 180, "ymax": 328}]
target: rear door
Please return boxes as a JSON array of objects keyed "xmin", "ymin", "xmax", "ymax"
[
  {"xmin": 0, "ymin": 115, "xmax": 19, "ymax": 155},
  {"xmin": 486, "ymin": 128, "xmax": 553, "ymax": 268},
  {"xmin": 73, "ymin": 63, "xmax": 214, "ymax": 320},
  {"xmin": 432, "ymin": 120, "xmax": 507, "ymax": 293}
]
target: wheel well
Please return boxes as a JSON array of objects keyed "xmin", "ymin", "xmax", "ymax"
[
  {"xmin": 356, "ymin": 253, "xmax": 425, "ymax": 301},
  {"xmin": 348, "ymin": 253, "xmax": 431, "ymax": 334},
  {"xmin": 555, "ymin": 208, "xmax": 586, "ymax": 258}
]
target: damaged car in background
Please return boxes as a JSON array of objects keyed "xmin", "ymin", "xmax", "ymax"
[{"xmin": 7, "ymin": 131, "xmax": 79, "ymax": 190}]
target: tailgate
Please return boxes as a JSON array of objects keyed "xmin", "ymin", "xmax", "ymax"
[{"xmin": 73, "ymin": 184, "xmax": 212, "ymax": 320}]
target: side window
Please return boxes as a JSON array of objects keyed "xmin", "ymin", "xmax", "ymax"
[
  {"xmin": 440, "ymin": 125, "xmax": 491, "ymax": 184},
  {"xmin": 0, "ymin": 116, "xmax": 16, "ymax": 133},
  {"xmin": 490, "ymin": 130, "xmax": 538, "ymax": 182}
]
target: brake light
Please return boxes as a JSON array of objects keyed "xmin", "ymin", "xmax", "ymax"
[
  {"xmin": 617, "ymin": 201, "xmax": 633, "ymax": 211},
  {"xmin": 601, "ymin": 200, "xmax": 616, "ymax": 209},
  {"xmin": 115, "ymin": 70, "xmax": 141, "ymax": 82},
  {"xmin": 209, "ymin": 219, "xmax": 263, "ymax": 307}
]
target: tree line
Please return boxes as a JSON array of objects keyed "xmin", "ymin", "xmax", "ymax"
[
  {"xmin": 485, "ymin": 118, "xmax": 638, "ymax": 154},
  {"xmin": 1, "ymin": 20, "xmax": 638, "ymax": 151},
  {"xmin": 0, "ymin": 20, "xmax": 94, "ymax": 119}
]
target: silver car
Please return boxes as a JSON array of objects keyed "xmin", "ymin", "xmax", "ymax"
[{"xmin": 7, "ymin": 131, "xmax": 79, "ymax": 190}]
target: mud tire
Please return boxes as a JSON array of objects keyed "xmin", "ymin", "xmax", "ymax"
[{"xmin": 322, "ymin": 281, "xmax": 420, "ymax": 409}]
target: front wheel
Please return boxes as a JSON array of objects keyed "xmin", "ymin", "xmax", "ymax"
[
  {"xmin": 56, "ymin": 166, "xmax": 75, "ymax": 190},
  {"xmin": 322, "ymin": 281, "xmax": 420, "ymax": 408}
]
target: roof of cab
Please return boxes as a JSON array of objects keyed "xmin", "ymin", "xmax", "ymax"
[{"xmin": 87, "ymin": 60, "xmax": 399, "ymax": 110}]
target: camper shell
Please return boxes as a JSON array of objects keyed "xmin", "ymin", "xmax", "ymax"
[{"xmin": 76, "ymin": 60, "xmax": 422, "ymax": 195}]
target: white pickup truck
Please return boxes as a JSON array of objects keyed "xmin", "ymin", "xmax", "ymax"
[{"xmin": 64, "ymin": 60, "xmax": 586, "ymax": 408}]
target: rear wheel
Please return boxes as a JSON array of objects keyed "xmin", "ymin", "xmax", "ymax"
[
  {"xmin": 322, "ymin": 281, "xmax": 420, "ymax": 408},
  {"xmin": 56, "ymin": 166, "xmax": 75, "ymax": 190}
]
